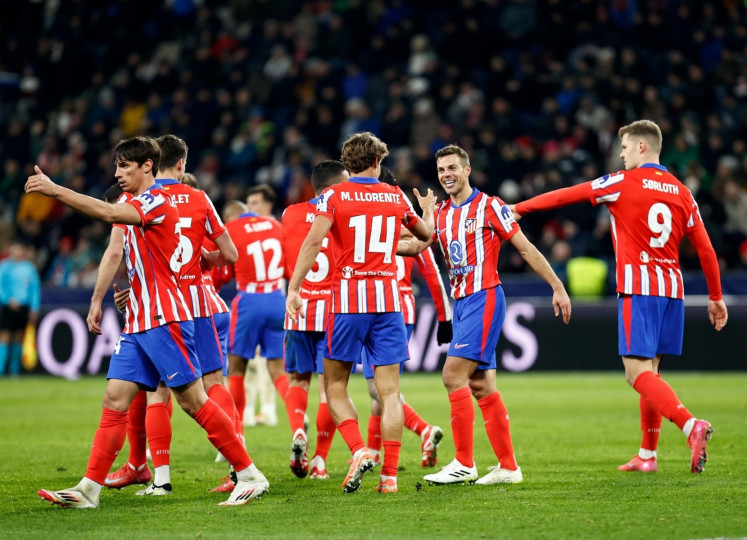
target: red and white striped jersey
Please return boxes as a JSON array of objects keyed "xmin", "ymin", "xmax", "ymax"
[
  {"xmin": 434, "ymin": 188, "xmax": 519, "ymax": 299},
  {"xmin": 587, "ymin": 165, "xmax": 702, "ymax": 299},
  {"xmin": 282, "ymin": 198, "xmax": 333, "ymax": 331},
  {"xmin": 225, "ymin": 213, "xmax": 286, "ymax": 294},
  {"xmin": 316, "ymin": 177, "xmax": 420, "ymax": 314},
  {"xmin": 158, "ymin": 179, "xmax": 226, "ymax": 318},
  {"xmin": 202, "ymin": 237, "xmax": 230, "ymax": 315},
  {"xmin": 116, "ymin": 187, "xmax": 192, "ymax": 333},
  {"xmin": 396, "ymin": 246, "xmax": 451, "ymax": 325}
]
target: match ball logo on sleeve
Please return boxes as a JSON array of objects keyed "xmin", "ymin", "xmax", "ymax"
[{"xmin": 316, "ymin": 189, "xmax": 334, "ymax": 213}]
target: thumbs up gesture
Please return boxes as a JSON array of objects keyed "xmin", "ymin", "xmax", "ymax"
[{"xmin": 25, "ymin": 165, "xmax": 58, "ymax": 197}]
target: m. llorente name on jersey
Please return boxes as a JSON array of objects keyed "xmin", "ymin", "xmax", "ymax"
[{"xmin": 340, "ymin": 191, "xmax": 401, "ymax": 203}]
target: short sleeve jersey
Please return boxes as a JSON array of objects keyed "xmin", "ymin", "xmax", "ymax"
[
  {"xmin": 225, "ymin": 213, "xmax": 286, "ymax": 293},
  {"xmin": 434, "ymin": 188, "xmax": 519, "ymax": 299},
  {"xmin": 201, "ymin": 237, "xmax": 230, "ymax": 315},
  {"xmin": 315, "ymin": 177, "xmax": 419, "ymax": 314},
  {"xmin": 117, "ymin": 186, "xmax": 192, "ymax": 333},
  {"xmin": 282, "ymin": 198, "xmax": 333, "ymax": 331},
  {"xmin": 586, "ymin": 164, "xmax": 703, "ymax": 299},
  {"xmin": 158, "ymin": 179, "xmax": 226, "ymax": 317}
]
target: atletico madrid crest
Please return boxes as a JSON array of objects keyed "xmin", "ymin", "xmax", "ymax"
[{"xmin": 464, "ymin": 218, "xmax": 477, "ymax": 233}]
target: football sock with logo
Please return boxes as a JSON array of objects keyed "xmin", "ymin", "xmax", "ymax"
[
  {"xmin": 478, "ymin": 391, "xmax": 518, "ymax": 471},
  {"xmin": 633, "ymin": 371, "xmax": 693, "ymax": 430},
  {"xmin": 145, "ymin": 403, "xmax": 172, "ymax": 468},
  {"xmin": 274, "ymin": 373, "xmax": 290, "ymax": 401},
  {"xmin": 381, "ymin": 441, "xmax": 402, "ymax": 478},
  {"xmin": 194, "ymin": 399, "xmax": 251, "ymax": 471},
  {"xmin": 207, "ymin": 384, "xmax": 242, "ymax": 438},
  {"xmin": 314, "ymin": 403, "xmax": 336, "ymax": 460},
  {"xmin": 367, "ymin": 414, "xmax": 382, "ymax": 452},
  {"xmin": 85, "ymin": 408, "xmax": 129, "ymax": 484},
  {"xmin": 403, "ymin": 403, "xmax": 427, "ymax": 436},
  {"xmin": 449, "ymin": 386, "xmax": 475, "ymax": 468},
  {"xmin": 337, "ymin": 418, "xmax": 366, "ymax": 456},
  {"xmin": 639, "ymin": 375, "xmax": 662, "ymax": 452},
  {"xmin": 228, "ymin": 375, "xmax": 246, "ymax": 423},
  {"xmin": 284, "ymin": 386, "xmax": 308, "ymax": 434},
  {"xmin": 125, "ymin": 391, "xmax": 148, "ymax": 467}
]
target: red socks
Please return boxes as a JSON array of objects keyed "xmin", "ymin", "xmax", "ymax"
[
  {"xmin": 381, "ymin": 441, "xmax": 401, "ymax": 478},
  {"xmin": 448, "ymin": 387, "xmax": 475, "ymax": 468},
  {"xmin": 403, "ymin": 402, "xmax": 427, "ymax": 436},
  {"xmin": 274, "ymin": 373, "xmax": 289, "ymax": 401},
  {"xmin": 208, "ymin": 383, "xmax": 243, "ymax": 438},
  {"xmin": 367, "ymin": 414, "xmax": 382, "ymax": 452},
  {"xmin": 477, "ymin": 391, "xmax": 518, "ymax": 471},
  {"xmin": 337, "ymin": 418, "xmax": 365, "ymax": 455},
  {"xmin": 284, "ymin": 386, "xmax": 308, "ymax": 434},
  {"xmin": 126, "ymin": 391, "xmax": 147, "ymax": 467},
  {"xmin": 228, "ymin": 375, "xmax": 246, "ymax": 423},
  {"xmin": 639, "ymin": 375, "xmax": 663, "ymax": 451},
  {"xmin": 146, "ymin": 403, "xmax": 172, "ymax": 468},
  {"xmin": 313, "ymin": 403, "xmax": 336, "ymax": 460},
  {"xmin": 85, "ymin": 408, "xmax": 128, "ymax": 484},
  {"xmin": 194, "ymin": 399, "xmax": 250, "ymax": 471},
  {"xmin": 633, "ymin": 371, "xmax": 693, "ymax": 430}
]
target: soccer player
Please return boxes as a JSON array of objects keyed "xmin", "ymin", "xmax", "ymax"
[
  {"xmin": 512, "ymin": 120, "xmax": 728, "ymax": 473},
  {"xmin": 287, "ymin": 132, "xmax": 436, "ymax": 494},
  {"xmin": 243, "ymin": 184, "xmax": 283, "ymax": 427},
  {"xmin": 282, "ymin": 160, "xmax": 348, "ymax": 479},
  {"xmin": 29, "ymin": 136, "xmax": 268, "ymax": 508},
  {"xmin": 400, "ymin": 144, "xmax": 572, "ymax": 486},
  {"xmin": 224, "ymin": 194, "xmax": 289, "ymax": 437},
  {"xmin": 361, "ymin": 167, "xmax": 451, "ymax": 469}
]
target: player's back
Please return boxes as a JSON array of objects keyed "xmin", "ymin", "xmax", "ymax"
[
  {"xmin": 593, "ymin": 165, "xmax": 700, "ymax": 298},
  {"xmin": 283, "ymin": 199, "xmax": 333, "ymax": 330},
  {"xmin": 316, "ymin": 178, "xmax": 416, "ymax": 313},
  {"xmin": 226, "ymin": 212, "xmax": 286, "ymax": 293}
]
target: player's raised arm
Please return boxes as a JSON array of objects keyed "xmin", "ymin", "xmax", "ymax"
[{"xmin": 26, "ymin": 166, "xmax": 143, "ymax": 225}]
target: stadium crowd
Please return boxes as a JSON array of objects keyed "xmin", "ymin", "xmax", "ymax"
[{"xmin": 1, "ymin": 0, "xmax": 747, "ymax": 285}]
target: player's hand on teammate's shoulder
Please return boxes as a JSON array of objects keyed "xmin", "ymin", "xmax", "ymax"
[{"xmin": 508, "ymin": 204, "xmax": 523, "ymax": 221}]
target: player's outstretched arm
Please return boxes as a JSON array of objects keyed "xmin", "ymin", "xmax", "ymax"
[
  {"xmin": 512, "ymin": 183, "xmax": 591, "ymax": 221},
  {"xmin": 509, "ymin": 230, "xmax": 572, "ymax": 324},
  {"xmin": 26, "ymin": 166, "xmax": 142, "ymax": 225}
]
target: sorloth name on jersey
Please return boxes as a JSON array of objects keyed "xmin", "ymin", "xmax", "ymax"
[{"xmin": 642, "ymin": 178, "xmax": 679, "ymax": 194}]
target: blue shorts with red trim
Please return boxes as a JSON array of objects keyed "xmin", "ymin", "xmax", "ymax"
[
  {"xmin": 193, "ymin": 315, "xmax": 225, "ymax": 376},
  {"xmin": 449, "ymin": 287, "xmax": 506, "ymax": 370},
  {"xmin": 326, "ymin": 312, "xmax": 408, "ymax": 367},
  {"xmin": 228, "ymin": 290, "xmax": 285, "ymax": 359},
  {"xmin": 107, "ymin": 321, "xmax": 201, "ymax": 390},
  {"xmin": 285, "ymin": 330, "xmax": 325, "ymax": 375},
  {"xmin": 362, "ymin": 324, "xmax": 413, "ymax": 378},
  {"xmin": 213, "ymin": 311, "xmax": 230, "ymax": 368},
  {"xmin": 618, "ymin": 294, "xmax": 684, "ymax": 358}
]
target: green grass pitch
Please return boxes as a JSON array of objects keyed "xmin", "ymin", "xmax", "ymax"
[{"xmin": 1, "ymin": 372, "xmax": 745, "ymax": 539}]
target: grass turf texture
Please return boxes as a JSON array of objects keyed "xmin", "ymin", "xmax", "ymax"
[{"xmin": 1, "ymin": 373, "xmax": 745, "ymax": 539}]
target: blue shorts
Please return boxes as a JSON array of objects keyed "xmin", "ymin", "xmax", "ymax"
[
  {"xmin": 285, "ymin": 330, "xmax": 325, "ymax": 375},
  {"xmin": 108, "ymin": 321, "xmax": 201, "ymax": 390},
  {"xmin": 618, "ymin": 295, "xmax": 684, "ymax": 358},
  {"xmin": 213, "ymin": 311, "xmax": 230, "ymax": 369},
  {"xmin": 449, "ymin": 287, "xmax": 506, "ymax": 370},
  {"xmin": 193, "ymin": 316, "xmax": 225, "ymax": 376},
  {"xmin": 362, "ymin": 324, "xmax": 413, "ymax": 378},
  {"xmin": 326, "ymin": 312, "xmax": 408, "ymax": 367},
  {"xmin": 228, "ymin": 290, "xmax": 285, "ymax": 359}
]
